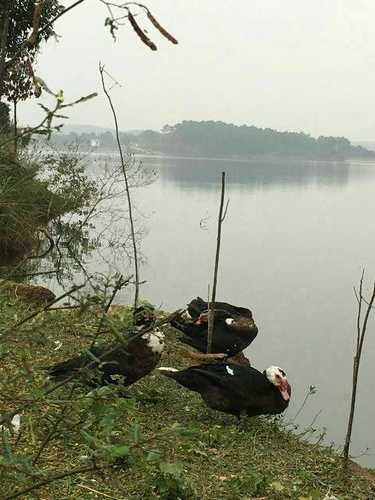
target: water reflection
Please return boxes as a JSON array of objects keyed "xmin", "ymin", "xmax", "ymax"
[{"xmin": 138, "ymin": 156, "xmax": 367, "ymax": 190}]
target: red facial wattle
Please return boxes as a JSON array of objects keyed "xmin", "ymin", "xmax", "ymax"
[
  {"xmin": 195, "ymin": 313, "xmax": 208, "ymax": 325},
  {"xmin": 278, "ymin": 379, "xmax": 290, "ymax": 401}
]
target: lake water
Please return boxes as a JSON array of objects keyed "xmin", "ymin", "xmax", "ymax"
[{"xmin": 52, "ymin": 154, "xmax": 375, "ymax": 467}]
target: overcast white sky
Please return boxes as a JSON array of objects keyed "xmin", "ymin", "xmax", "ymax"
[{"xmin": 19, "ymin": 0, "xmax": 375, "ymax": 140}]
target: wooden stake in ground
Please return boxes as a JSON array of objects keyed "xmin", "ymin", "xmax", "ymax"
[
  {"xmin": 207, "ymin": 171, "xmax": 229, "ymax": 354},
  {"xmin": 343, "ymin": 271, "xmax": 375, "ymax": 466}
]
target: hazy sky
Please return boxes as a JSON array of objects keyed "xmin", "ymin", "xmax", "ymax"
[{"xmin": 19, "ymin": 0, "xmax": 375, "ymax": 140}]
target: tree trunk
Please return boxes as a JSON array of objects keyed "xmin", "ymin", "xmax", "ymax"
[{"xmin": 0, "ymin": 0, "xmax": 11, "ymax": 98}]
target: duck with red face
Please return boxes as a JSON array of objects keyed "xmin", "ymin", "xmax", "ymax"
[
  {"xmin": 159, "ymin": 362, "xmax": 290, "ymax": 419},
  {"xmin": 264, "ymin": 366, "xmax": 290, "ymax": 403}
]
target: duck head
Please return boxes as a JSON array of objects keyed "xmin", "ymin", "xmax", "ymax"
[
  {"xmin": 264, "ymin": 366, "xmax": 290, "ymax": 401},
  {"xmin": 134, "ymin": 306, "xmax": 155, "ymax": 327}
]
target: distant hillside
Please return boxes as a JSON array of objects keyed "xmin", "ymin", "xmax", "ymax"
[
  {"xmin": 131, "ymin": 121, "xmax": 374, "ymax": 159},
  {"xmin": 45, "ymin": 121, "xmax": 374, "ymax": 159},
  {"xmin": 353, "ymin": 141, "xmax": 375, "ymax": 152}
]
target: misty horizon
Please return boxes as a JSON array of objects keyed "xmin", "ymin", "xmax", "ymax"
[{"xmin": 17, "ymin": 0, "xmax": 375, "ymax": 142}]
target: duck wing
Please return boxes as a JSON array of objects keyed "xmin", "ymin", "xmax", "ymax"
[
  {"xmin": 46, "ymin": 344, "xmax": 105, "ymax": 380},
  {"xmin": 213, "ymin": 301, "xmax": 253, "ymax": 319},
  {"xmin": 165, "ymin": 362, "xmax": 272, "ymax": 415}
]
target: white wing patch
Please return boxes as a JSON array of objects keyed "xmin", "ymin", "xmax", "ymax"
[
  {"xmin": 226, "ymin": 365, "xmax": 234, "ymax": 376},
  {"xmin": 182, "ymin": 310, "xmax": 192, "ymax": 320},
  {"xmin": 225, "ymin": 318, "xmax": 234, "ymax": 326},
  {"xmin": 142, "ymin": 329, "xmax": 165, "ymax": 354}
]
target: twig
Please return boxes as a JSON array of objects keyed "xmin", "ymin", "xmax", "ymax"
[
  {"xmin": 343, "ymin": 272, "xmax": 375, "ymax": 466},
  {"xmin": 32, "ymin": 385, "xmax": 76, "ymax": 465},
  {"xmin": 90, "ymin": 274, "xmax": 132, "ymax": 348},
  {"xmin": 3, "ymin": 463, "xmax": 105, "ymax": 500},
  {"xmin": 0, "ymin": 283, "xmax": 86, "ymax": 339},
  {"xmin": 99, "ymin": 63, "xmax": 140, "ymax": 313},
  {"xmin": 290, "ymin": 385, "xmax": 317, "ymax": 423},
  {"xmin": 4, "ymin": 0, "xmax": 87, "ymax": 75},
  {"xmin": 78, "ymin": 483, "xmax": 120, "ymax": 499},
  {"xmin": 207, "ymin": 172, "xmax": 227, "ymax": 353}
]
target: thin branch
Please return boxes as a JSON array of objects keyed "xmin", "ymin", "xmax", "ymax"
[
  {"xmin": 221, "ymin": 198, "xmax": 230, "ymax": 222},
  {"xmin": 99, "ymin": 63, "xmax": 140, "ymax": 313},
  {"xmin": 90, "ymin": 274, "xmax": 132, "ymax": 348},
  {"xmin": 78, "ymin": 484, "xmax": 119, "ymax": 499},
  {"xmin": 1, "ymin": 283, "xmax": 86, "ymax": 339},
  {"xmin": 343, "ymin": 273, "xmax": 375, "ymax": 465},
  {"xmin": 356, "ymin": 269, "xmax": 364, "ymax": 351},
  {"xmin": 3, "ymin": 463, "xmax": 104, "ymax": 500},
  {"xmin": 4, "ymin": 0, "xmax": 87, "ymax": 73},
  {"xmin": 32, "ymin": 385, "xmax": 76, "ymax": 465},
  {"xmin": 207, "ymin": 171, "xmax": 227, "ymax": 353}
]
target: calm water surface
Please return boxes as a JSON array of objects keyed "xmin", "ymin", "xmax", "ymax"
[{"xmin": 60, "ymin": 155, "xmax": 375, "ymax": 466}]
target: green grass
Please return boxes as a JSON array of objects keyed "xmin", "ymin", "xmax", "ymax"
[{"xmin": 0, "ymin": 294, "xmax": 374, "ymax": 499}]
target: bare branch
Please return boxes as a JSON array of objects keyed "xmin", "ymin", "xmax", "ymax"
[
  {"xmin": 4, "ymin": 0, "xmax": 87, "ymax": 73},
  {"xmin": 4, "ymin": 463, "xmax": 105, "ymax": 500},
  {"xmin": 99, "ymin": 62, "xmax": 140, "ymax": 312},
  {"xmin": 1, "ymin": 283, "xmax": 86, "ymax": 339},
  {"xmin": 343, "ymin": 272, "xmax": 375, "ymax": 466},
  {"xmin": 207, "ymin": 172, "xmax": 227, "ymax": 353},
  {"xmin": 221, "ymin": 198, "xmax": 230, "ymax": 222}
]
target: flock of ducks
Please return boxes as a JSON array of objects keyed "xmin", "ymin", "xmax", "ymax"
[{"xmin": 47, "ymin": 298, "xmax": 291, "ymax": 419}]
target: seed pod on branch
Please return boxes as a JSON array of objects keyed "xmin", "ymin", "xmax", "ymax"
[
  {"xmin": 146, "ymin": 10, "xmax": 178, "ymax": 45},
  {"xmin": 127, "ymin": 10, "xmax": 157, "ymax": 51}
]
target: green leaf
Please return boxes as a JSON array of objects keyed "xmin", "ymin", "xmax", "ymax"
[
  {"xmin": 271, "ymin": 481, "xmax": 285, "ymax": 492},
  {"xmin": 146, "ymin": 450, "xmax": 161, "ymax": 462},
  {"xmin": 1, "ymin": 430, "xmax": 12, "ymax": 460},
  {"xmin": 159, "ymin": 461, "xmax": 183, "ymax": 477},
  {"xmin": 81, "ymin": 430, "xmax": 96, "ymax": 446},
  {"xmin": 108, "ymin": 445, "xmax": 130, "ymax": 458},
  {"xmin": 131, "ymin": 423, "xmax": 141, "ymax": 444}
]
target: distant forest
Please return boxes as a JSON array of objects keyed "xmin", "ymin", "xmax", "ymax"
[{"xmin": 47, "ymin": 120, "xmax": 374, "ymax": 159}]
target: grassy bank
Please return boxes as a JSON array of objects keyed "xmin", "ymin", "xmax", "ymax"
[{"xmin": 0, "ymin": 293, "xmax": 374, "ymax": 499}]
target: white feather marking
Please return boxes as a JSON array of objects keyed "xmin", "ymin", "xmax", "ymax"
[
  {"xmin": 142, "ymin": 329, "xmax": 165, "ymax": 354},
  {"xmin": 182, "ymin": 310, "xmax": 192, "ymax": 320},
  {"xmin": 226, "ymin": 365, "xmax": 234, "ymax": 376},
  {"xmin": 225, "ymin": 318, "xmax": 234, "ymax": 326},
  {"xmin": 158, "ymin": 367, "xmax": 178, "ymax": 372},
  {"xmin": 0, "ymin": 414, "xmax": 21, "ymax": 434},
  {"xmin": 53, "ymin": 340, "xmax": 63, "ymax": 351}
]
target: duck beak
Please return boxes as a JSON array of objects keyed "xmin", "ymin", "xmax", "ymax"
[{"xmin": 279, "ymin": 379, "xmax": 290, "ymax": 401}]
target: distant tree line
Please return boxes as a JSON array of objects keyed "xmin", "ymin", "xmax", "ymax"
[{"xmin": 46, "ymin": 120, "xmax": 374, "ymax": 159}]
